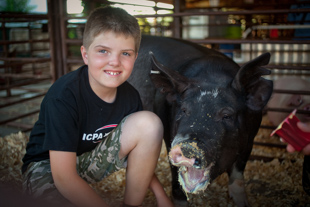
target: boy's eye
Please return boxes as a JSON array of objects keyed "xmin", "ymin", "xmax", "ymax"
[
  {"xmin": 99, "ymin": 49, "xmax": 107, "ymax": 53},
  {"xmin": 123, "ymin": 52, "xmax": 130, "ymax": 56}
]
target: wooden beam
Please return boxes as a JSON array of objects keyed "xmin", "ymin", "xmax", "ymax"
[
  {"xmin": 0, "ymin": 93, "xmax": 46, "ymax": 108},
  {"xmin": 0, "ymin": 110, "xmax": 40, "ymax": 125},
  {"xmin": 47, "ymin": 0, "xmax": 66, "ymax": 82}
]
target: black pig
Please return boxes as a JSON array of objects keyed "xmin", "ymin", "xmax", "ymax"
[{"xmin": 128, "ymin": 35, "xmax": 273, "ymax": 207}]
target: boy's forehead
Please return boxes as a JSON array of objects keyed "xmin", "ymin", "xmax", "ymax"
[
  {"xmin": 92, "ymin": 31, "xmax": 136, "ymax": 49},
  {"xmin": 103, "ymin": 31, "xmax": 133, "ymax": 39}
]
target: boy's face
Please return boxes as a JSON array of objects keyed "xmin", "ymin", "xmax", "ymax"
[{"xmin": 81, "ymin": 31, "xmax": 137, "ymax": 95}]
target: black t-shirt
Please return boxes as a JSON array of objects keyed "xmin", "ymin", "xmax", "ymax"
[{"xmin": 22, "ymin": 65, "xmax": 142, "ymax": 173}]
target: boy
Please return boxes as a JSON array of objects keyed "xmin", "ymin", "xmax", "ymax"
[{"xmin": 22, "ymin": 6, "xmax": 173, "ymax": 207}]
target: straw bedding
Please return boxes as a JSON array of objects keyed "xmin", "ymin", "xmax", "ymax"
[{"xmin": 0, "ymin": 116, "xmax": 309, "ymax": 206}]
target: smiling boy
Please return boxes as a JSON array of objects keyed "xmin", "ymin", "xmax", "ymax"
[{"xmin": 22, "ymin": 6, "xmax": 173, "ymax": 207}]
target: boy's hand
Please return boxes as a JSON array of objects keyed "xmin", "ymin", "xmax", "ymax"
[
  {"xmin": 285, "ymin": 122, "xmax": 310, "ymax": 155},
  {"xmin": 50, "ymin": 151, "xmax": 109, "ymax": 207},
  {"xmin": 297, "ymin": 122, "xmax": 310, "ymax": 133}
]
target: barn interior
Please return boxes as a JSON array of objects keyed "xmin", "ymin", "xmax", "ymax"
[{"xmin": 0, "ymin": 0, "xmax": 310, "ymax": 206}]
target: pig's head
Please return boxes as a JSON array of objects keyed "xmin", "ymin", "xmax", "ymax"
[{"xmin": 149, "ymin": 52, "xmax": 273, "ymax": 194}]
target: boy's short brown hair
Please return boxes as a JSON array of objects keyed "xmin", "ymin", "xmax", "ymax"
[{"xmin": 83, "ymin": 6, "xmax": 141, "ymax": 53}]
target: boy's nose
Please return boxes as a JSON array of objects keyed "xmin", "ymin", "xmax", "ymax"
[{"xmin": 108, "ymin": 54, "xmax": 120, "ymax": 67}]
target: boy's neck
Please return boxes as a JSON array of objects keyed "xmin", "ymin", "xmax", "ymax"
[{"xmin": 96, "ymin": 88, "xmax": 117, "ymax": 103}]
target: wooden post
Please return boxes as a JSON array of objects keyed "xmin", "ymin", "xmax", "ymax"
[
  {"xmin": 47, "ymin": 0, "xmax": 65, "ymax": 82},
  {"xmin": 1, "ymin": 20, "xmax": 11, "ymax": 96},
  {"xmin": 173, "ymin": 0, "xmax": 184, "ymax": 39},
  {"xmin": 59, "ymin": 0, "xmax": 69, "ymax": 75}
]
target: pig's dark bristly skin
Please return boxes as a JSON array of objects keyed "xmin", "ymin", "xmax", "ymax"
[{"xmin": 128, "ymin": 35, "xmax": 273, "ymax": 207}]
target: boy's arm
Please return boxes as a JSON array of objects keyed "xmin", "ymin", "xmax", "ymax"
[
  {"xmin": 49, "ymin": 150, "xmax": 109, "ymax": 207},
  {"xmin": 149, "ymin": 174, "xmax": 174, "ymax": 207}
]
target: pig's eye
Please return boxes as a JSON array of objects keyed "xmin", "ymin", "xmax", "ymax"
[
  {"xmin": 176, "ymin": 108, "xmax": 187, "ymax": 120},
  {"xmin": 182, "ymin": 108, "xmax": 187, "ymax": 115},
  {"xmin": 218, "ymin": 107, "xmax": 234, "ymax": 121},
  {"xmin": 222, "ymin": 114, "xmax": 232, "ymax": 120},
  {"xmin": 215, "ymin": 107, "xmax": 235, "ymax": 122}
]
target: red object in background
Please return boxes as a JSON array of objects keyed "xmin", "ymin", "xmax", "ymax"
[
  {"xmin": 270, "ymin": 29, "xmax": 279, "ymax": 39},
  {"xmin": 270, "ymin": 109, "xmax": 310, "ymax": 151}
]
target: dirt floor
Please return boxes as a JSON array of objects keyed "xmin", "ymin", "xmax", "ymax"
[{"xmin": 0, "ymin": 116, "xmax": 309, "ymax": 207}]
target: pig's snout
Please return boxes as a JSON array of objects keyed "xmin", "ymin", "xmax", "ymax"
[
  {"xmin": 170, "ymin": 146, "xmax": 196, "ymax": 167},
  {"xmin": 169, "ymin": 141, "xmax": 214, "ymax": 194},
  {"xmin": 169, "ymin": 141, "xmax": 205, "ymax": 169}
]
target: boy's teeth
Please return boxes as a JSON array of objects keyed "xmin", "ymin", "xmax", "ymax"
[{"xmin": 107, "ymin": 71, "xmax": 119, "ymax": 75}]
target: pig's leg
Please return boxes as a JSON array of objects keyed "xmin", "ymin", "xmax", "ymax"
[{"xmin": 228, "ymin": 164, "xmax": 250, "ymax": 207}]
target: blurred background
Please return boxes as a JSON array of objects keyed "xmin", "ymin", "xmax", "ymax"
[{"xmin": 0, "ymin": 0, "xmax": 309, "ymax": 136}]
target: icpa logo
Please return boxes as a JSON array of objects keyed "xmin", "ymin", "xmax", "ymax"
[{"xmin": 82, "ymin": 124, "xmax": 117, "ymax": 143}]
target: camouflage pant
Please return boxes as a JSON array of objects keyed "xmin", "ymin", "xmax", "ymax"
[{"xmin": 22, "ymin": 116, "xmax": 129, "ymax": 205}]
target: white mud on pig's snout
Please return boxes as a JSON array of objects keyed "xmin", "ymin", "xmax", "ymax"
[{"xmin": 169, "ymin": 143, "xmax": 214, "ymax": 195}]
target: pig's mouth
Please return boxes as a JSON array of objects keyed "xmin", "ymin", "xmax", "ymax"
[
  {"xmin": 177, "ymin": 162, "xmax": 214, "ymax": 194},
  {"xmin": 169, "ymin": 140, "xmax": 214, "ymax": 194}
]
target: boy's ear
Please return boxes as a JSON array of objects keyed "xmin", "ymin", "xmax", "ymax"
[
  {"xmin": 135, "ymin": 52, "xmax": 138, "ymax": 60},
  {"xmin": 81, "ymin": 46, "xmax": 88, "ymax": 65}
]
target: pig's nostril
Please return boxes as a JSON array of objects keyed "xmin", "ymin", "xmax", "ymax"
[
  {"xmin": 173, "ymin": 153, "xmax": 183, "ymax": 163},
  {"xmin": 193, "ymin": 159, "xmax": 201, "ymax": 169}
]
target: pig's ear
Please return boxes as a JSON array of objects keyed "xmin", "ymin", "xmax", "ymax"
[
  {"xmin": 149, "ymin": 52, "xmax": 190, "ymax": 103},
  {"xmin": 232, "ymin": 52, "xmax": 273, "ymax": 111}
]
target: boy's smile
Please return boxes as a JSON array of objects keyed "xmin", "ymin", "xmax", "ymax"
[{"xmin": 81, "ymin": 31, "xmax": 137, "ymax": 102}]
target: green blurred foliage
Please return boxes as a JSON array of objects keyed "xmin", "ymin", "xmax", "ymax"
[{"xmin": 0, "ymin": 0, "xmax": 36, "ymax": 13}]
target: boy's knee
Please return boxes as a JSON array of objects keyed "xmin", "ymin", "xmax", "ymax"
[
  {"xmin": 120, "ymin": 112, "xmax": 163, "ymax": 159},
  {"xmin": 121, "ymin": 111, "xmax": 163, "ymax": 149},
  {"xmin": 134, "ymin": 111, "xmax": 163, "ymax": 131},
  {"xmin": 130, "ymin": 111, "xmax": 163, "ymax": 143}
]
